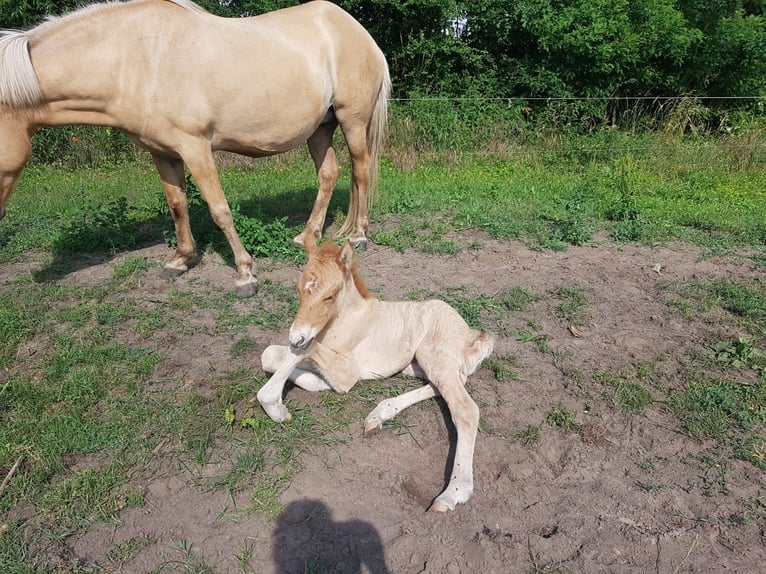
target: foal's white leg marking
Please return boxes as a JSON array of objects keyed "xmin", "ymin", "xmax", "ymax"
[
  {"xmin": 256, "ymin": 351, "xmax": 304, "ymax": 423},
  {"xmin": 363, "ymin": 384, "xmax": 437, "ymax": 436}
]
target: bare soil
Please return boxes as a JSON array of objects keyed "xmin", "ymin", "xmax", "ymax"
[{"xmin": 45, "ymin": 234, "xmax": 766, "ymax": 572}]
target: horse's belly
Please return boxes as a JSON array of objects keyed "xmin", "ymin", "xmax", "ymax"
[{"xmin": 210, "ymin": 111, "xmax": 325, "ymax": 156}]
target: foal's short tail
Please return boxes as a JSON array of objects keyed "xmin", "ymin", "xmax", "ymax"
[
  {"xmin": 0, "ymin": 31, "xmax": 43, "ymax": 108},
  {"xmin": 336, "ymin": 64, "xmax": 391, "ymax": 239},
  {"xmin": 463, "ymin": 331, "xmax": 496, "ymax": 380}
]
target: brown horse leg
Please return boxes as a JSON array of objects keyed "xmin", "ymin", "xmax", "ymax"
[
  {"xmin": 182, "ymin": 147, "xmax": 257, "ymax": 297},
  {"xmin": 415, "ymin": 351, "xmax": 480, "ymax": 512},
  {"xmin": 293, "ymin": 122, "xmax": 339, "ymax": 247},
  {"xmin": 0, "ymin": 118, "xmax": 32, "ymax": 221},
  {"xmin": 335, "ymin": 123, "xmax": 370, "ymax": 249},
  {"xmin": 151, "ymin": 153, "xmax": 200, "ymax": 278}
]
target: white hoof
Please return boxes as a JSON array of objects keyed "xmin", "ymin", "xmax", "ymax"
[
  {"xmin": 430, "ymin": 480, "xmax": 473, "ymax": 512},
  {"xmin": 363, "ymin": 417, "xmax": 382, "ymax": 436},
  {"xmin": 260, "ymin": 401, "xmax": 291, "ymax": 423}
]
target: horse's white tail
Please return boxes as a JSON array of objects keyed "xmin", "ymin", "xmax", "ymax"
[
  {"xmin": 0, "ymin": 32, "xmax": 43, "ymax": 108},
  {"xmin": 366, "ymin": 66, "xmax": 391, "ymax": 210},
  {"xmin": 336, "ymin": 65, "xmax": 391, "ymax": 238}
]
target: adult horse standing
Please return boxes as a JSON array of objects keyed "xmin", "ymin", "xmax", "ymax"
[{"xmin": 0, "ymin": 0, "xmax": 390, "ymax": 296}]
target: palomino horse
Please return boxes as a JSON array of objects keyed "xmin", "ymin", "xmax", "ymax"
[
  {"xmin": 257, "ymin": 235, "xmax": 495, "ymax": 511},
  {"xmin": 0, "ymin": 0, "xmax": 390, "ymax": 296}
]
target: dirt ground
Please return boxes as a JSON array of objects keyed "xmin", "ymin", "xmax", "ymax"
[{"xmin": 52, "ymin": 233, "xmax": 765, "ymax": 573}]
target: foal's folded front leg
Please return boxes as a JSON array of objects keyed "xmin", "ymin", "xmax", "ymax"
[
  {"xmin": 256, "ymin": 350, "xmax": 305, "ymax": 423},
  {"xmin": 305, "ymin": 341, "xmax": 361, "ymax": 394}
]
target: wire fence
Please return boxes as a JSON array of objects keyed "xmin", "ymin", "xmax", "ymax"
[{"xmin": 27, "ymin": 95, "xmax": 766, "ymax": 168}]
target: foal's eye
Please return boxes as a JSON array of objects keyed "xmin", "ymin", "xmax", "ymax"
[{"xmin": 323, "ymin": 294, "xmax": 336, "ymax": 302}]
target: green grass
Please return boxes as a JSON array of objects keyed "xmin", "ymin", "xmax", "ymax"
[
  {"xmin": 3, "ymin": 128, "xmax": 766, "ymax": 266},
  {"xmin": 594, "ymin": 369, "xmax": 654, "ymax": 414}
]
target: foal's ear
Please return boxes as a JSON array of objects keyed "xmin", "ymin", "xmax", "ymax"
[
  {"xmin": 339, "ymin": 241, "xmax": 354, "ymax": 271},
  {"xmin": 303, "ymin": 230, "xmax": 318, "ymax": 256}
]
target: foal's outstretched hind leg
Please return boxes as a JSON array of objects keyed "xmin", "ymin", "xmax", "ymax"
[
  {"xmin": 363, "ymin": 384, "xmax": 437, "ymax": 436},
  {"xmin": 416, "ymin": 353, "xmax": 480, "ymax": 512}
]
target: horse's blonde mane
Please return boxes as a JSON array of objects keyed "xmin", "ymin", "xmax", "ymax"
[{"xmin": 37, "ymin": 0, "xmax": 208, "ymax": 31}]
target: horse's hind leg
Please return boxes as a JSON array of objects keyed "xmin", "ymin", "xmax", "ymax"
[
  {"xmin": 293, "ymin": 120, "xmax": 339, "ymax": 247},
  {"xmin": 181, "ymin": 145, "xmax": 257, "ymax": 297},
  {"xmin": 151, "ymin": 153, "xmax": 200, "ymax": 277},
  {"xmin": 334, "ymin": 121, "xmax": 370, "ymax": 249}
]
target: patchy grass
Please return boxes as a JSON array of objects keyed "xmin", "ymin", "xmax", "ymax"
[{"xmin": 594, "ymin": 369, "xmax": 654, "ymax": 414}]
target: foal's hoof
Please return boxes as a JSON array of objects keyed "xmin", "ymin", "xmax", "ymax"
[
  {"xmin": 363, "ymin": 419, "xmax": 382, "ymax": 436},
  {"xmin": 235, "ymin": 278, "xmax": 259, "ymax": 298},
  {"xmin": 429, "ymin": 500, "xmax": 451, "ymax": 513}
]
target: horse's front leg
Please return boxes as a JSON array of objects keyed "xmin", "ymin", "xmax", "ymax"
[
  {"xmin": 152, "ymin": 153, "xmax": 200, "ymax": 277},
  {"xmin": 293, "ymin": 123, "xmax": 339, "ymax": 248},
  {"xmin": 181, "ymin": 145, "xmax": 258, "ymax": 297}
]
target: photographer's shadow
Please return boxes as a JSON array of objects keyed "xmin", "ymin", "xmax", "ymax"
[{"xmin": 272, "ymin": 499, "xmax": 390, "ymax": 574}]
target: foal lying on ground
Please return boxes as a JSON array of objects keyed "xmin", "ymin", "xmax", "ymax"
[{"xmin": 257, "ymin": 235, "xmax": 494, "ymax": 511}]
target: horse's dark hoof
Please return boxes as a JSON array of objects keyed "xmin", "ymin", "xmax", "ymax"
[
  {"xmin": 235, "ymin": 279, "xmax": 259, "ymax": 298},
  {"xmin": 351, "ymin": 239, "xmax": 368, "ymax": 252},
  {"xmin": 160, "ymin": 265, "xmax": 186, "ymax": 279}
]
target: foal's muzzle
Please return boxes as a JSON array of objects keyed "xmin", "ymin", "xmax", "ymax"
[{"xmin": 288, "ymin": 332, "xmax": 313, "ymax": 351}]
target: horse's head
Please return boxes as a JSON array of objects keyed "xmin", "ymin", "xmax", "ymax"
[{"xmin": 288, "ymin": 234, "xmax": 356, "ymax": 351}]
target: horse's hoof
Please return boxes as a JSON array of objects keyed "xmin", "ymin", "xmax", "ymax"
[
  {"xmin": 429, "ymin": 500, "xmax": 450, "ymax": 512},
  {"xmin": 235, "ymin": 279, "xmax": 259, "ymax": 298},
  {"xmin": 363, "ymin": 420, "xmax": 381, "ymax": 436},
  {"xmin": 160, "ymin": 265, "xmax": 186, "ymax": 279}
]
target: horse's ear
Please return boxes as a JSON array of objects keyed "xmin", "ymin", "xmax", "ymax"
[{"xmin": 339, "ymin": 241, "xmax": 354, "ymax": 271}]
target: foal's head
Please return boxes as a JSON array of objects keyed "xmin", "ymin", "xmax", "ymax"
[{"xmin": 288, "ymin": 236, "xmax": 371, "ymax": 351}]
